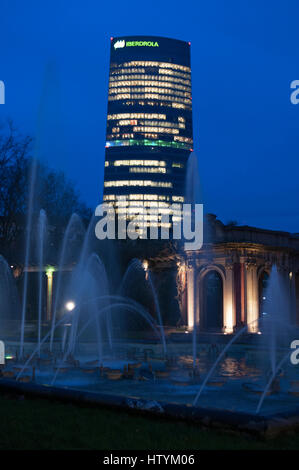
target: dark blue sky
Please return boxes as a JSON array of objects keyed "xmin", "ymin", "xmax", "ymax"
[{"xmin": 0, "ymin": 0, "xmax": 298, "ymax": 232}]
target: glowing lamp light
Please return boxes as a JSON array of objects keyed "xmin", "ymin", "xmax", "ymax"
[
  {"xmin": 142, "ymin": 260, "xmax": 148, "ymax": 271},
  {"xmin": 46, "ymin": 266, "xmax": 55, "ymax": 276},
  {"xmin": 65, "ymin": 301, "xmax": 76, "ymax": 312}
]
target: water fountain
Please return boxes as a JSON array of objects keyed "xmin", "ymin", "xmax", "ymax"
[
  {"xmin": 0, "ymin": 153, "xmax": 299, "ymax": 437},
  {"xmin": 37, "ymin": 209, "xmax": 47, "ymax": 357}
]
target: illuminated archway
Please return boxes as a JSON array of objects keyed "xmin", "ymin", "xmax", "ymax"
[{"xmin": 258, "ymin": 270, "xmax": 269, "ymax": 318}]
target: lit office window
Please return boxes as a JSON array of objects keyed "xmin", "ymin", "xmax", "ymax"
[
  {"xmin": 104, "ymin": 180, "xmax": 173, "ymax": 188},
  {"xmin": 129, "ymin": 167, "xmax": 166, "ymax": 174},
  {"xmin": 113, "ymin": 160, "xmax": 166, "ymax": 167}
]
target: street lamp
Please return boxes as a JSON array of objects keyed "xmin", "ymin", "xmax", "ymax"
[
  {"xmin": 65, "ymin": 301, "xmax": 76, "ymax": 312},
  {"xmin": 62, "ymin": 301, "xmax": 76, "ymax": 352}
]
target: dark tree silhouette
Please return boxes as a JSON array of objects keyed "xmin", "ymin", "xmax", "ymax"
[{"xmin": 0, "ymin": 120, "xmax": 91, "ymax": 255}]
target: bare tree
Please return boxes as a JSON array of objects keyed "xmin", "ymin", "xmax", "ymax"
[
  {"xmin": 0, "ymin": 120, "xmax": 91, "ymax": 254},
  {"xmin": 0, "ymin": 120, "xmax": 31, "ymax": 244}
]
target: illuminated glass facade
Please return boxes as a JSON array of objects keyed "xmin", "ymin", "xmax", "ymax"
[{"xmin": 103, "ymin": 36, "xmax": 193, "ymax": 229}]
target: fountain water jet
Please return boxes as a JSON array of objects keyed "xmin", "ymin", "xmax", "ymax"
[
  {"xmin": 50, "ymin": 213, "xmax": 85, "ymax": 351},
  {"xmin": 192, "ymin": 318, "xmax": 260, "ymax": 406},
  {"xmin": 119, "ymin": 258, "xmax": 167, "ymax": 355},
  {"xmin": 50, "ymin": 296, "xmax": 163, "ymax": 386},
  {"xmin": 37, "ymin": 209, "xmax": 47, "ymax": 357},
  {"xmin": 256, "ymin": 350, "xmax": 291, "ymax": 414},
  {"xmin": 20, "ymin": 159, "xmax": 38, "ymax": 358}
]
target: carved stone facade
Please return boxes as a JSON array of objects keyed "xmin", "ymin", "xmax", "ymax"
[{"xmin": 150, "ymin": 215, "xmax": 299, "ymax": 333}]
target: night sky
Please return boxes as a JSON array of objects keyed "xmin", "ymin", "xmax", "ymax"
[{"xmin": 0, "ymin": 0, "xmax": 298, "ymax": 232}]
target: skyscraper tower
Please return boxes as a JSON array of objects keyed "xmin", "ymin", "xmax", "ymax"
[{"xmin": 103, "ymin": 36, "xmax": 193, "ymax": 232}]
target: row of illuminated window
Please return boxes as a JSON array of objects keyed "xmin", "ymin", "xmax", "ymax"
[
  {"xmin": 105, "ymin": 139, "xmax": 191, "ymax": 150},
  {"xmin": 98, "ymin": 162, "xmax": 169, "ymax": 171},
  {"xmin": 109, "ymin": 87, "xmax": 191, "ymax": 99},
  {"xmin": 112, "ymin": 201, "xmax": 182, "ymax": 209},
  {"xmin": 129, "ymin": 167, "xmax": 166, "ymax": 174},
  {"xmin": 107, "ymin": 113, "xmax": 167, "ymax": 121},
  {"xmin": 105, "ymin": 164, "xmax": 184, "ymax": 173},
  {"xmin": 132, "ymin": 127, "xmax": 179, "ymax": 135},
  {"xmin": 113, "ymin": 119, "xmax": 185, "ymax": 127},
  {"xmin": 110, "ymin": 121, "xmax": 185, "ymax": 130},
  {"xmin": 108, "ymin": 130, "xmax": 189, "ymax": 139},
  {"xmin": 105, "ymin": 160, "xmax": 184, "ymax": 173},
  {"xmin": 109, "ymin": 128, "xmax": 183, "ymax": 136},
  {"xmin": 117, "ymin": 219, "xmax": 173, "ymax": 228},
  {"xmin": 107, "ymin": 159, "xmax": 166, "ymax": 167},
  {"xmin": 103, "ymin": 194, "xmax": 185, "ymax": 202},
  {"xmin": 174, "ymin": 136, "xmax": 193, "ymax": 144},
  {"xmin": 107, "ymin": 113, "xmax": 186, "ymax": 127},
  {"xmin": 104, "ymin": 180, "xmax": 173, "ymax": 188},
  {"xmin": 172, "ymin": 162, "xmax": 184, "ymax": 168},
  {"xmin": 109, "ymin": 74, "xmax": 191, "ymax": 86},
  {"xmin": 103, "ymin": 204, "xmax": 183, "ymax": 219},
  {"xmin": 105, "ymin": 160, "xmax": 185, "ymax": 169},
  {"xmin": 120, "ymin": 100, "xmax": 191, "ymax": 110},
  {"xmin": 108, "ymin": 133, "xmax": 178, "ymax": 140},
  {"xmin": 104, "ymin": 202, "xmax": 183, "ymax": 213},
  {"xmin": 111, "ymin": 67, "xmax": 190, "ymax": 80},
  {"xmin": 115, "ymin": 209, "xmax": 182, "ymax": 220},
  {"xmin": 113, "ymin": 61, "xmax": 191, "ymax": 72},
  {"xmin": 109, "ymin": 128, "xmax": 184, "ymax": 136},
  {"xmin": 108, "ymin": 94, "xmax": 191, "ymax": 105},
  {"xmin": 106, "ymin": 133, "xmax": 134, "ymax": 139},
  {"xmin": 109, "ymin": 81, "xmax": 191, "ymax": 92},
  {"xmin": 116, "ymin": 205, "xmax": 182, "ymax": 213}
]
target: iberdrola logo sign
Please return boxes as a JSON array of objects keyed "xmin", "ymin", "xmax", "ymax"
[
  {"xmin": 114, "ymin": 39, "xmax": 159, "ymax": 50},
  {"xmin": 114, "ymin": 40, "xmax": 125, "ymax": 49}
]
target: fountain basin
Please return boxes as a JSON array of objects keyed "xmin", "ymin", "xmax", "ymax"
[
  {"xmin": 155, "ymin": 370, "xmax": 170, "ymax": 379},
  {"xmin": 207, "ymin": 380, "xmax": 226, "ymax": 387},
  {"xmin": 242, "ymin": 383, "xmax": 273, "ymax": 396},
  {"xmin": 106, "ymin": 370, "xmax": 123, "ymax": 380}
]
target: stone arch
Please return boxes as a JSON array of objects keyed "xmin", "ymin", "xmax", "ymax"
[
  {"xmin": 258, "ymin": 267, "xmax": 270, "ymax": 318},
  {"xmin": 198, "ymin": 265, "xmax": 225, "ymax": 331}
]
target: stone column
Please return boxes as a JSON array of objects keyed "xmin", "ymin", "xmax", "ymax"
[
  {"xmin": 46, "ymin": 270, "xmax": 54, "ymax": 322},
  {"xmin": 245, "ymin": 260, "xmax": 259, "ymax": 333},
  {"xmin": 186, "ymin": 258, "xmax": 198, "ymax": 329},
  {"xmin": 223, "ymin": 262, "xmax": 235, "ymax": 334},
  {"xmin": 240, "ymin": 261, "xmax": 246, "ymax": 323},
  {"xmin": 176, "ymin": 261, "xmax": 188, "ymax": 325}
]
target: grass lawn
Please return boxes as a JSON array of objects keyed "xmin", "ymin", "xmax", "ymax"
[{"xmin": 0, "ymin": 393, "xmax": 298, "ymax": 450}]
